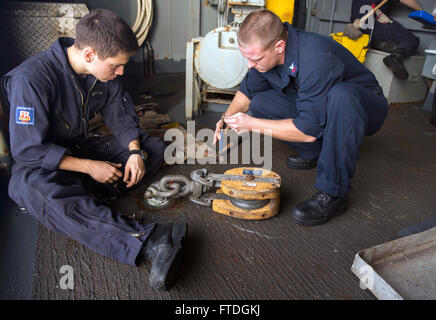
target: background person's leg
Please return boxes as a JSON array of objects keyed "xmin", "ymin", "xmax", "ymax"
[{"xmin": 367, "ymin": 20, "xmax": 420, "ymax": 80}]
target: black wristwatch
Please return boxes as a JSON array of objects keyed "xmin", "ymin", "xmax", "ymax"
[{"xmin": 129, "ymin": 149, "xmax": 148, "ymax": 161}]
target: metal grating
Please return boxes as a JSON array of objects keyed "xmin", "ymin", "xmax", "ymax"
[{"xmin": 0, "ymin": 1, "xmax": 89, "ymax": 75}]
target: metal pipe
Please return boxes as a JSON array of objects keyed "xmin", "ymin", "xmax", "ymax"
[
  {"xmin": 329, "ymin": 0, "xmax": 337, "ymax": 34},
  {"xmin": 305, "ymin": 0, "xmax": 312, "ymax": 31}
]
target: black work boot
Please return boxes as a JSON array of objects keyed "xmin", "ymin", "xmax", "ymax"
[
  {"xmin": 287, "ymin": 155, "xmax": 318, "ymax": 170},
  {"xmin": 141, "ymin": 222, "xmax": 187, "ymax": 291},
  {"xmin": 383, "ymin": 49, "xmax": 409, "ymax": 81},
  {"xmin": 290, "ymin": 191, "xmax": 349, "ymax": 226}
]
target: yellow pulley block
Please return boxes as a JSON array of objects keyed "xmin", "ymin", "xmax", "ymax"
[{"xmin": 211, "ymin": 167, "xmax": 281, "ymax": 220}]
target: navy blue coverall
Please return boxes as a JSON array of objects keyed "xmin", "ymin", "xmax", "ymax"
[
  {"xmin": 240, "ymin": 23, "xmax": 389, "ymax": 198},
  {"xmin": 2, "ymin": 37, "xmax": 165, "ymax": 266},
  {"xmin": 351, "ymin": 0, "xmax": 420, "ymax": 57}
]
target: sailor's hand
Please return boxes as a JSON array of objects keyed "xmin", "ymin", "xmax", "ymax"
[
  {"xmin": 88, "ymin": 160, "xmax": 123, "ymax": 184},
  {"xmin": 224, "ymin": 112, "xmax": 252, "ymax": 134},
  {"xmin": 124, "ymin": 154, "xmax": 146, "ymax": 188},
  {"xmin": 213, "ymin": 118, "xmax": 225, "ymax": 145}
]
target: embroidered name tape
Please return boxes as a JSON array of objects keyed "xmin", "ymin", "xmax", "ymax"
[
  {"xmin": 91, "ymin": 91, "xmax": 103, "ymax": 97},
  {"xmin": 16, "ymin": 106, "xmax": 35, "ymax": 125}
]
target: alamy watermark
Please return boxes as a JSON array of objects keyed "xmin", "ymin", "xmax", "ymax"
[
  {"xmin": 163, "ymin": 121, "xmax": 273, "ymax": 170},
  {"xmin": 59, "ymin": 265, "xmax": 74, "ymax": 290}
]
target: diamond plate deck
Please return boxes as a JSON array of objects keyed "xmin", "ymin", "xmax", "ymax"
[{"xmin": 0, "ymin": 1, "xmax": 89, "ymax": 74}]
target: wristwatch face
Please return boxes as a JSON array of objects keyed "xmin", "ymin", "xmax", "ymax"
[{"xmin": 140, "ymin": 149, "xmax": 148, "ymax": 161}]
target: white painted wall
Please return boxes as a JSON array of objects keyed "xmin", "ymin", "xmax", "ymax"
[{"xmin": 87, "ymin": 0, "xmax": 219, "ymax": 69}]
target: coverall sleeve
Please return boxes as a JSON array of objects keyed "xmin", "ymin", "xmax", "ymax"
[
  {"xmin": 8, "ymin": 75, "xmax": 69, "ymax": 171},
  {"xmin": 239, "ymin": 68, "xmax": 273, "ymax": 100},
  {"xmin": 100, "ymin": 79, "xmax": 141, "ymax": 149},
  {"xmin": 293, "ymin": 52, "xmax": 345, "ymax": 139}
]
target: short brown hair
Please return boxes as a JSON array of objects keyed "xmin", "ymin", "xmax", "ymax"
[
  {"xmin": 238, "ymin": 9, "xmax": 286, "ymax": 50},
  {"xmin": 75, "ymin": 9, "xmax": 139, "ymax": 59}
]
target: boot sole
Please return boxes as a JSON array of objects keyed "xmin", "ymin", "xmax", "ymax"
[
  {"xmin": 382, "ymin": 56, "xmax": 408, "ymax": 80},
  {"xmin": 290, "ymin": 202, "xmax": 349, "ymax": 227},
  {"xmin": 150, "ymin": 223, "xmax": 187, "ymax": 291}
]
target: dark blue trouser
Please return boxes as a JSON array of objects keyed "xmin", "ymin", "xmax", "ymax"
[
  {"xmin": 8, "ymin": 132, "xmax": 165, "ymax": 266},
  {"xmin": 249, "ymin": 82, "xmax": 388, "ymax": 198},
  {"xmin": 362, "ymin": 19, "xmax": 420, "ymax": 58}
]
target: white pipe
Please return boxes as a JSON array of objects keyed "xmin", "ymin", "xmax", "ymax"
[
  {"xmin": 132, "ymin": 0, "xmax": 153, "ymax": 47},
  {"xmin": 132, "ymin": 0, "xmax": 142, "ymax": 33},
  {"xmin": 136, "ymin": 0, "xmax": 153, "ymax": 47}
]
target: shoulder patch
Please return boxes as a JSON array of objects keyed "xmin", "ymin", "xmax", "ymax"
[{"xmin": 15, "ymin": 106, "xmax": 35, "ymax": 125}]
